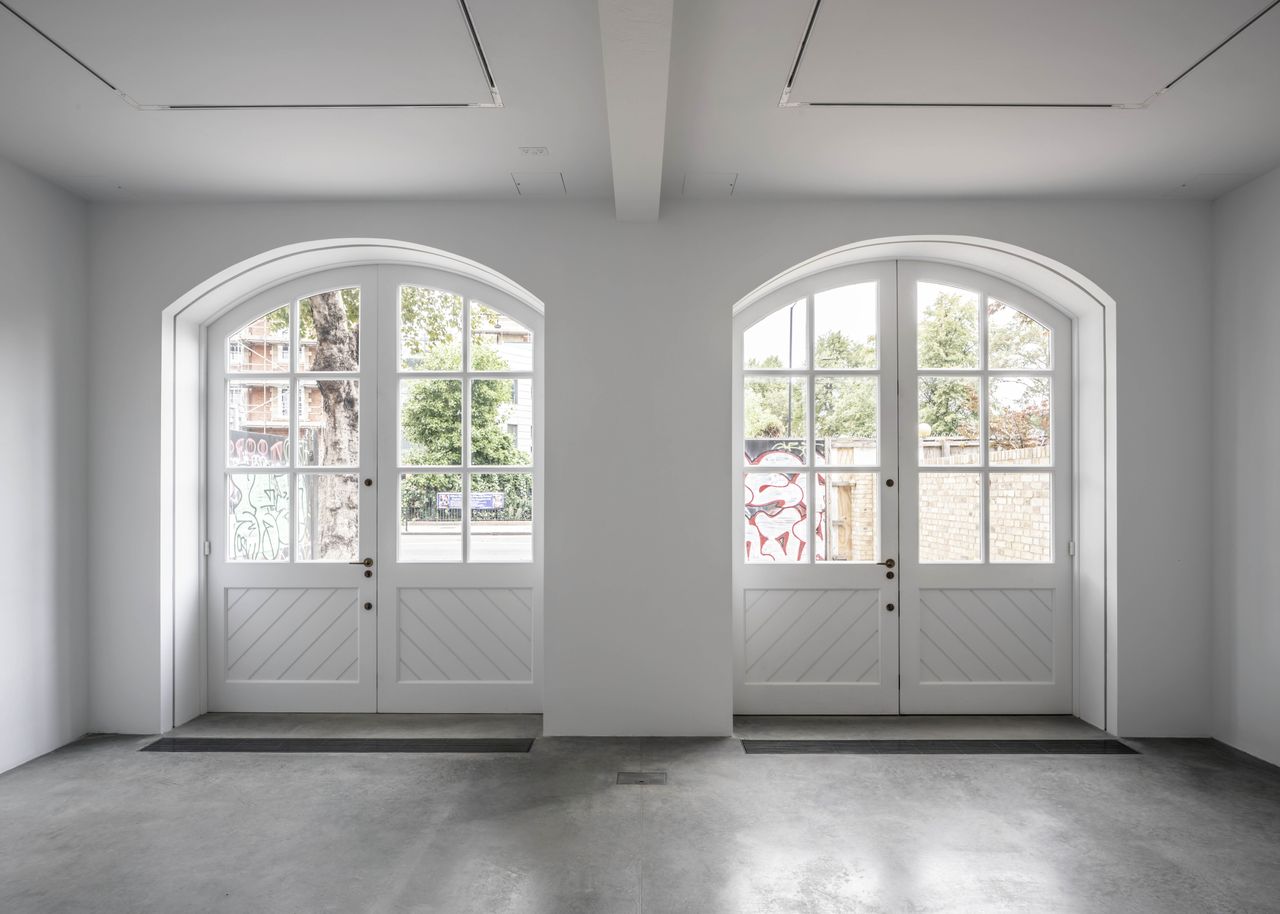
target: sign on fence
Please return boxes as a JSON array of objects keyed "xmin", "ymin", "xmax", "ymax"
[{"xmin": 436, "ymin": 492, "xmax": 506, "ymax": 511}]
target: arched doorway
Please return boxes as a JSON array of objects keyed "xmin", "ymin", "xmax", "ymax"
[
  {"xmin": 162, "ymin": 241, "xmax": 545, "ymax": 724},
  {"xmin": 731, "ymin": 238, "xmax": 1114, "ymax": 727}
]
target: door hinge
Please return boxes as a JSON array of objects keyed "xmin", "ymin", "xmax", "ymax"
[
  {"xmin": 203, "ymin": 540, "xmax": 211, "ymax": 557},
  {"xmin": 1067, "ymin": 540, "xmax": 1076, "ymax": 557}
]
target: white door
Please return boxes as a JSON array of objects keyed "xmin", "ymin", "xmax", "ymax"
[
  {"xmin": 207, "ymin": 268, "xmax": 379, "ymax": 712},
  {"xmin": 376, "ymin": 268, "xmax": 541, "ymax": 712},
  {"xmin": 734, "ymin": 262, "xmax": 900, "ymax": 713},
  {"xmin": 898, "ymin": 263, "xmax": 1072, "ymax": 713},
  {"xmin": 207, "ymin": 266, "xmax": 541, "ymax": 713},
  {"xmin": 733, "ymin": 261, "xmax": 1074, "ymax": 714}
]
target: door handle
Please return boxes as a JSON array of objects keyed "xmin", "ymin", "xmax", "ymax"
[
  {"xmin": 876, "ymin": 558, "xmax": 896, "ymax": 568},
  {"xmin": 349, "ymin": 557, "xmax": 374, "ymax": 567}
]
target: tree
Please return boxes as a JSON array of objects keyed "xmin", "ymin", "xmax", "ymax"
[
  {"xmin": 813, "ymin": 331, "xmax": 876, "ymax": 448},
  {"xmin": 743, "ymin": 355, "xmax": 804, "ymax": 442},
  {"xmin": 293, "ymin": 285, "xmax": 532, "ymax": 544},
  {"xmin": 299, "ymin": 289, "xmax": 360, "ymax": 560},
  {"xmin": 396, "ymin": 289, "xmax": 531, "ymax": 527},
  {"xmin": 988, "ymin": 301, "xmax": 1049, "ymax": 369},
  {"xmin": 745, "ymin": 331, "xmax": 878, "ymax": 459},
  {"xmin": 917, "ymin": 291, "xmax": 980, "ymax": 438},
  {"xmin": 986, "ymin": 304, "xmax": 1051, "ymax": 450},
  {"xmin": 400, "ymin": 344, "xmax": 525, "ymax": 466}
]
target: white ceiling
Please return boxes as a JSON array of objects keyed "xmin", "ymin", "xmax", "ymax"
[
  {"xmin": 0, "ymin": 0, "xmax": 1278, "ymax": 209},
  {"xmin": 665, "ymin": 0, "xmax": 1280, "ymax": 200},
  {"xmin": 6, "ymin": 0, "xmax": 495, "ymax": 107},
  {"xmin": 0, "ymin": 0, "xmax": 613, "ymax": 200},
  {"xmin": 788, "ymin": 0, "xmax": 1262, "ymax": 106}
]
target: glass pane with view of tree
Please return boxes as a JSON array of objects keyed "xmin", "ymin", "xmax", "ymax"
[
  {"xmin": 292, "ymin": 288, "xmax": 361, "ymax": 562},
  {"xmin": 914, "ymin": 283, "xmax": 1055, "ymax": 564},
  {"xmin": 397, "ymin": 287, "xmax": 534, "ymax": 563}
]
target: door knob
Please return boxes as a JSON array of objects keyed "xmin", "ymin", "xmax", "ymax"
[
  {"xmin": 876, "ymin": 558, "xmax": 896, "ymax": 568},
  {"xmin": 348, "ymin": 557, "xmax": 374, "ymax": 567}
]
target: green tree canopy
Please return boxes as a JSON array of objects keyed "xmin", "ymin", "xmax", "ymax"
[
  {"xmin": 401, "ymin": 344, "xmax": 527, "ymax": 467},
  {"xmin": 397, "ymin": 287, "xmax": 532, "ymax": 524},
  {"xmin": 918, "ymin": 292, "xmax": 980, "ymax": 438}
]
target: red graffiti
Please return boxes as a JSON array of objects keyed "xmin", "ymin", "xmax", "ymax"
[{"xmin": 744, "ymin": 450, "xmax": 827, "ymax": 562}]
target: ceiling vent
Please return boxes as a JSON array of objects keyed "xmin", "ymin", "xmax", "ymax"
[
  {"xmin": 511, "ymin": 172, "xmax": 567, "ymax": 197},
  {"xmin": 682, "ymin": 172, "xmax": 738, "ymax": 198}
]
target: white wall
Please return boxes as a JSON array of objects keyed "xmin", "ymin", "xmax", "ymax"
[
  {"xmin": 87, "ymin": 198, "xmax": 1213, "ymax": 736},
  {"xmin": 0, "ymin": 158, "xmax": 89, "ymax": 773},
  {"xmin": 1213, "ymin": 164, "xmax": 1280, "ymax": 767}
]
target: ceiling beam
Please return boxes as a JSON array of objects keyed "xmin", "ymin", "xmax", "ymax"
[{"xmin": 597, "ymin": 0, "xmax": 674, "ymax": 221}]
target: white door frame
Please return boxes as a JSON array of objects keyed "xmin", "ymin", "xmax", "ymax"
[
  {"xmin": 730, "ymin": 237, "xmax": 1116, "ymax": 731},
  {"xmin": 161, "ymin": 239, "xmax": 547, "ymax": 729}
]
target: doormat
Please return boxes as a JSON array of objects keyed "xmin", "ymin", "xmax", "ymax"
[
  {"xmin": 741, "ymin": 739, "xmax": 1137, "ymax": 755},
  {"xmin": 141, "ymin": 737, "xmax": 534, "ymax": 753}
]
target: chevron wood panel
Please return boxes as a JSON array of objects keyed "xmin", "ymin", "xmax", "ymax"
[
  {"xmin": 744, "ymin": 589, "xmax": 882, "ymax": 684},
  {"xmin": 225, "ymin": 588, "xmax": 359, "ymax": 682},
  {"xmin": 397, "ymin": 588, "xmax": 533, "ymax": 683},
  {"xmin": 919, "ymin": 588, "xmax": 1054, "ymax": 683}
]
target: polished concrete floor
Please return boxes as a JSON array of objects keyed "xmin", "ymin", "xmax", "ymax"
[{"xmin": 2, "ymin": 716, "xmax": 1279, "ymax": 913}]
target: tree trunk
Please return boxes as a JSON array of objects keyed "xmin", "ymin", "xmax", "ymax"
[{"xmin": 307, "ymin": 291, "xmax": 360, "ymax": 560}]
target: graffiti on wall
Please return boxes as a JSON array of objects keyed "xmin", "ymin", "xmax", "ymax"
[
  {"xmin": 229, "ymin": 473, "xmax": 290, "ymax": 561},
  {"xmin": 744, "ymin": 439, "xmax": 827, "ymax": 563},
  {"xmin": 229, "ymin": 429, "xmax": 288, "ymax": 467}
]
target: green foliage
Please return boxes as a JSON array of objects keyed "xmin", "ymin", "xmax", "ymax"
[
  {"xmin": 743, "ymin": 355, "xmax": 804, "ymax": 439},
  {"xmin": 918, "ymin": 378, "xmax": 979, "ymax": 438},
  {"xmin": 400, "ymin": 287, "xmax": 463, "ymax": 365},
  {"xmin": 397, "ymin": 301, "xmax": 531, "ymax": 524},
  {"xmin": 398, "ymin": 288, "xmax": 511, "ymax": 366},
  {"xmin": 989, "ymin": 377, "xmax": 1050, "ymax": 451},
  {"xmin": 917, "ymin": 291, "xmax": 980, "ymax": 438},
  {"xmin": 400, "ymin": 344, "xmax": 527, "ymax": 467},
  {"xmin": 744, "ymin": 332, "xmax": 879, "ymax": 447},
  {"xmin": 918, "ymin": 291, "xmax": 979, "ymax": 369},
  {"xmin": 814, "ymin": 331, "xmax": 876, "ymax": 442},
  {"xmin": 265, "ymin": 289, "xmax": 361, "ymax": 339},
  {"xmin": 814, "ymin": 329, "xmax": 875, "ymax": 370},
  {"xmin": 988, "ymin": 302, "xmax": 1050, "ymax": 369}
]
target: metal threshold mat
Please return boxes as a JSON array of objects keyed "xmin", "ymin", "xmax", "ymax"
[
  {"xmin": 741, "ymin": 739, "xmax": 1137, "ymax": 755},
  {"xmin": 142, "ymin": 737, "xmax": 534, "ymax": 754}
]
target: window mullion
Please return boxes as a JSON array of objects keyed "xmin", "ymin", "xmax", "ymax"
[
  {"xmin": 289, "ymin": 300, "xmax": 299, "ymax": 563},
  {"xmin": 461, "ymin": 299, "xmax": 471, "ymax": 564},
  {"xmin": 806, "ymin": 294, "xmax": 817, "ymax": 563},
  {"xmin": 979, "ymin": 293, "xmax": 990, "ymax": 563}
]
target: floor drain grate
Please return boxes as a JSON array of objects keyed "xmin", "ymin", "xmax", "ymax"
[{"xmin": 617, "ymin": 770, "xmax": 667, "ymax": 785}]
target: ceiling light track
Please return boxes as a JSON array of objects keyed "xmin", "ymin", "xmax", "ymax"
[
  {"xmin": 0, "ymin": 0, "xmax": 503, "ymax": 110},
  {"xmin": 1161, "ymin": 0, "xmax": 1280, "ymax": 93},
  {"xmin": 0, "ymin": 0, "xmax": 118, "ymax": 92},
  {"xmin": 779, "ymin": 0, "xmax": 1280, "ymax": 110}
]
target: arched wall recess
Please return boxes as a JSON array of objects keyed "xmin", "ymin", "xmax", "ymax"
[
  {"xmin": 730, "ymin": 236, "xmax": 1116, "ymax": 731},
  {"xmin": 160, "ymin": 239, "xmax": 547, "ymax": 728}
]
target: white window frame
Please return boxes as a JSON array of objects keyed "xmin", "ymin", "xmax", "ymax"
[{"xmin": 391, "ymin": 287, "xmax": 536, "ymax": 565}]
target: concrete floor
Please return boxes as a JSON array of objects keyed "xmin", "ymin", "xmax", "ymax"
[{"xmin": 2, "ymin": 717, "xmax": 1279, "ymax": 913}]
